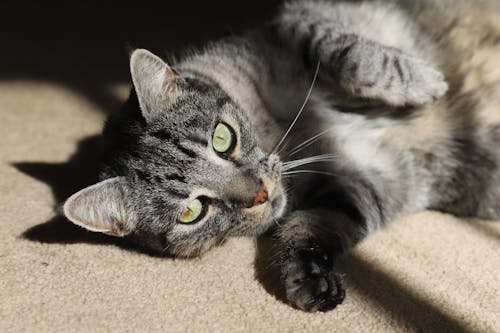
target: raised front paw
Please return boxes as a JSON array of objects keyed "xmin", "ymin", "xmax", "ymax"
[
  {"xmin": 327, "ymin": 35, "xmax": 448, "ymax": 106},
  {"xmin": 281, "ymin": 239, "xmax": 345, "ymax": 312},
  {"xmin": 377, "ymin": 54, "xmax": 449, "ymax": 106}
]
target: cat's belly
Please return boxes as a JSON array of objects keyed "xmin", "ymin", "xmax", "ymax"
[
  {"xmin": 308, "ymin": 94, "xmax": 500, "ymax": 219},
  {"xmin": 306, "ymin": 102, "xmax": 437, "ymax": 217}
]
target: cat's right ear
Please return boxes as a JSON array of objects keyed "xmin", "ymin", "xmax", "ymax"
[
  {"xmin": 129, "ymin": 49, "xmax": 185, "ymax": 122},
  {"xmin": 63, "ymin": 177, "xmax": 135, "ymax": 237}
]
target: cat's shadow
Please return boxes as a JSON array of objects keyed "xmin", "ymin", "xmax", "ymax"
[
  {"xmin": 14, "ymin": 135, "xmax": 147, "ymax": 254},
  {"xmin": 254, "ymin": 236, "xmax": 472, "ymax": 333}
]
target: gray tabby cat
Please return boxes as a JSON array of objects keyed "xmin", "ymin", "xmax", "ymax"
[{"xmin": 63, "ymin": 0, "xmax": 500, "ymax": 312}]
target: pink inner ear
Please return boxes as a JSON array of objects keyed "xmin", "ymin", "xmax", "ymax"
[{"xmin": 166, "ymin": 67, "xmax": 179, "ymax": 79}]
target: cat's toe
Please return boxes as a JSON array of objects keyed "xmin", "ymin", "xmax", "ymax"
[
  {"xmin": 407, "ymin": 66, "xmax": 449, "ymax": 104},
  {"xmin": 282, "ymin": 240, "xmax": 345, "ymax": 312}
]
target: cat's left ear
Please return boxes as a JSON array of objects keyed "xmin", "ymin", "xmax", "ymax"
[
  {"xmin": 129, "ymin": 49, "xmax": 185, "ymax": 122},
  {"xmin": 63, "ymin": 177, "xmax": 135, "ymax": 237}
]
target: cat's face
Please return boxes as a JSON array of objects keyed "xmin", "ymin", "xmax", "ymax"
[{"xmin": 63, "ymin": 49, "xmax": 287, "ymax": 257}]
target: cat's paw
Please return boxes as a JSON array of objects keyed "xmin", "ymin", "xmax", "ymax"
[
  {"xmin": 391, "ymin": 56, "xmax": 448, "ymax": 105},
  {"xmin": 281, "ymin": 239, "xmax": 345, "ymax": 312},
  {"xmin": 358, "ymin": 54, "xmax": 448, "ymax": 106},
  {"xmin": 329, "ymin": 36, "xmax": 448, "ymax": 106}
]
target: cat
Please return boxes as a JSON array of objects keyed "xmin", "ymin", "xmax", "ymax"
[{"xmin": 63, "ymin": 0, "xmax": 500, "ymax": 312}]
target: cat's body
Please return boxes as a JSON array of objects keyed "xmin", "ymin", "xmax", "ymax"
[{"xmin": 64, "ymin": 0, "xmax": 500, "ymax": 312}]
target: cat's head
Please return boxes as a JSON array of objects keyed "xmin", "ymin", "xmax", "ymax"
[{"xmin": 63, "ymin": 49, "xmax": 287, "ymax": 257}]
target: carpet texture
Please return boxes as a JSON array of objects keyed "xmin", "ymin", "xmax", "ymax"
[{"xmin": 1, "ymin": 1, "xmax": 500, "ymax": 331}]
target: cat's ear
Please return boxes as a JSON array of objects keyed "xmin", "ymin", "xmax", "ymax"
[
  {"xmin": 129, "ymin": 48, "xmax": 184, "ymax": 122},
  {"xmin": 63, "ymin": 177, "xmax": 135, "ymax": 237}
]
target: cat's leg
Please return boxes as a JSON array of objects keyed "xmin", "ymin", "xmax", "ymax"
[
  {"xmin": 275, "ymin": 1, "xmax": 448, "ymax": 106},
  {"xmin": 276, "ymin": 209, "xmax": 368, "ymax": 312}
]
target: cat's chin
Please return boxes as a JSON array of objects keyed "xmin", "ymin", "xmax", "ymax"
[
  {"xmin": 270, "ymin": 188, "xmax": 287, "ymax": 219},
  {"xmin": 258, "ymin": 185, "xmax": 287, "ymax": 233}
]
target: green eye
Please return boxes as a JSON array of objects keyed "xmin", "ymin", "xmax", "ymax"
[
  {"xmin": 212, "ymin": 123, "xmax": 234, "ymax": 154},
  {"xmin": 179, "ymin": 198, "xmax": 204, "ymax": 224}
]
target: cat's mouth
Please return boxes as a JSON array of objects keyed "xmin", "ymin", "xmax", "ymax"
[
  {"xmin": 265, "ymin": 155, "xmax": 287, "ymax": 220},
  {"xmin": 269, "ymin": 187, "xmax": 286, "ymax": 218},
  {"xmin": 243, "ymin": 173, "xmax": 286, "ymax": 226}
]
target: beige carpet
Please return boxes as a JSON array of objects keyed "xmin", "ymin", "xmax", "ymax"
[{"xmin": 1, "ymin": 75, "xmax": 499, "ymax": 332}]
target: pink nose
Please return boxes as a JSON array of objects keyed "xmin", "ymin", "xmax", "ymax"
[{"xmin": 252, "ymin": 182, "xmax": 268, "ymax": 207}]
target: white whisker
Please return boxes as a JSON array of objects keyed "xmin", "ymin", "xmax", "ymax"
[
  {"xmin": 282, "ymin": 169, "xmax": 336, "ymax": 177},
  {"xmin": 271, "ymin": 61, "xmax": 321, "ymax": 155},
  {"xmin": 287, "ymin": 127, "xmax": 334, "ymax": 157},
  {"xmin": 283, "ymin": 153, "xmax": 336, "ymax": 165},
  {"xmin": 283, "ymin": 154, "xmax": 336, "ymax": 170}
]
